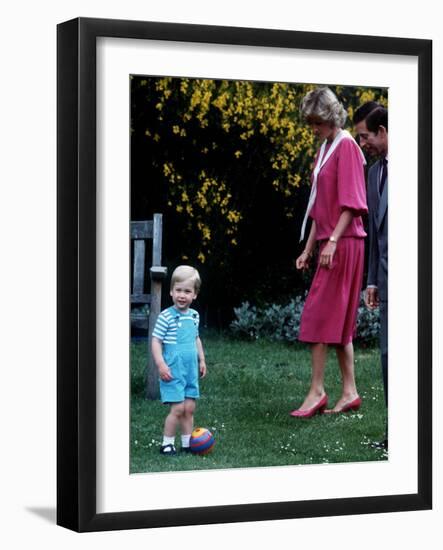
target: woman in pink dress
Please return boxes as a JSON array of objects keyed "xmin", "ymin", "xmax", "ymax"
[{"xmin": 290, "ymin": 87, "xmax": 368, "ymax": 418}]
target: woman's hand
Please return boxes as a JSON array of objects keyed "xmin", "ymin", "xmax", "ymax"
[
  {"xmin": 319, "ymin": 241, "xmax": 337, "ymax": 268},
  {"xmin": 296, "ymin": 250, "xmax": 311, "ymax": 270}
]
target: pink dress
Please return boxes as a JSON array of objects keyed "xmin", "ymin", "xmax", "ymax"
[{"xmin": 298, "ymin": 137, "xmax": 368, "ymax": 346}]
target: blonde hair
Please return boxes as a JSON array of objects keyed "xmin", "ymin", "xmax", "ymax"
[
  {"xmin": 300, "ymin": 87, "xmax": 347, "ymax": 128},
  {"xmin": 170, "ymin": 265, "xmax": 201, "ymax": 293}
]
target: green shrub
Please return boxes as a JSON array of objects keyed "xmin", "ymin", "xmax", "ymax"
[
  {"xmin": 356, "ymin": 300, "xmax": 380, "ymax": 347},
  {"xmin": 230, "ymin": 296, "xmax": 305, "ymax": 343},
  {"xmin": 230, "ymin": 293, "xmax": 380, "ymax": 347}
]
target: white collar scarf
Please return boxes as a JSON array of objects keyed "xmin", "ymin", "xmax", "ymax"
[{"xmin": 299, "ymin": 129, "xmax": 366, "ymax": 242}]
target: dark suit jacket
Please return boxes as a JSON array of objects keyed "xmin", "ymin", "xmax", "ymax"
[{"xmin": 366, "ymin": 159, "xmax": 388, "ymax": 302}]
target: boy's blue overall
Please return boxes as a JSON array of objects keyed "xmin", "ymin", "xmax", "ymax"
[{"xmin": 159, "ymin": 309, "xmax": 199, "ymax": 403}]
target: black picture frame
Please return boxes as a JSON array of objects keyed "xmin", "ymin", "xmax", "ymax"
[{"xmin": 57, "ymin": 17, "xmax": 432, "ymax": 532}]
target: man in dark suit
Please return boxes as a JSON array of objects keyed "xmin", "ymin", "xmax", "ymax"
[{"xmin": 354, "ymin": 105, "xmax": 388, "ymax": 450}]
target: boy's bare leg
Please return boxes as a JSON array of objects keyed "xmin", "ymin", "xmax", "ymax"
[
  {"xmin": 180, "ymin": 398, "xmax": 196, "ymax": 435},
  {"xmin": 163, "ymin": 402, "xmax": 185, "ymax": 437}
]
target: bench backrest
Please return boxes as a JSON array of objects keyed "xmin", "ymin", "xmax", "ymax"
[{"xmin": 131, "ymin": 214, "xmax": 163, "ymax": 306}]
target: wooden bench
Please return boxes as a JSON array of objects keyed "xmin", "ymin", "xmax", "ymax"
[{"xmin": 131, "ymin": 213, "xmax": 167, "ymax": 399}]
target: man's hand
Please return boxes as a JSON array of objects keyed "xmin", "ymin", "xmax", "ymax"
[{"xmin": 365, "ymin": 287, "xmax": 379, "ymax": 310}]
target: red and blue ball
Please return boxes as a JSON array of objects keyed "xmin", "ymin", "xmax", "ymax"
[{"xmin": 190, "ymin": 427, "xmax": 215, "ymax": 455}]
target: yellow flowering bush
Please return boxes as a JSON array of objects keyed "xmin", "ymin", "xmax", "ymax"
[{"xmin": 131, "ymin": 76, "xmax": 387, "ymax": 277}]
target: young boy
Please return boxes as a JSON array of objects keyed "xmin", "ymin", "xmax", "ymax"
[{"xmin": 151, "ymin": 265, "xmax": 207, "ymax": 455}]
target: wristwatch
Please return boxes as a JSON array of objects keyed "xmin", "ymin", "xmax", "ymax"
[{"xmin": 328, "ymin": 236, "xmax": 338, "ymax": 243}]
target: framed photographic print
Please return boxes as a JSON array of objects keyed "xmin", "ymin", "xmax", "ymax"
[{"xmin": 57, "ymin": 17, "xmax": 432, "ymax": 532}]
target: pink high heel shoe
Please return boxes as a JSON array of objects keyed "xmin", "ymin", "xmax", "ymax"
[
  {"xmin": 323, "ymin": 396, "xmax": 362, "ymax": 414},
  {"xmin": 290, "ymin": 394, "xmax": 328, "ymax": 418}
]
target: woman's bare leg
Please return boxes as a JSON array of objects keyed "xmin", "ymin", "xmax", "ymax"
[
  {"xmin": 328, "ymin": 342, "xmax": 359, "ymax": 411},
  {"xmin": 297, "ymin": 343, "xmax": 328, "ymax": 410}
]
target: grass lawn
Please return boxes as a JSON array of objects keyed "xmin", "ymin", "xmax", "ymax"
[{"xmin": 131, "ymin": 333, "xmax": 387, "ymax": 473}]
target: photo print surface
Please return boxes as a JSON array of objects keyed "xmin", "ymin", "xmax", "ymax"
[{"xmin": 129, "ymin": 74, "xmax": 388, "ymax": 474}]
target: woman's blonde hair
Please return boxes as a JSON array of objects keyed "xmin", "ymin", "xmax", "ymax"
[
  {"xmin": 300, "ymin": 87, "xmax": 347, "ymax": 128},
  {"xmin": 170, "ymin": 265, "xmax": 201, "ymax": 293}
]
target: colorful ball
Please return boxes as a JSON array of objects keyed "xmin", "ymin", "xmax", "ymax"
[{"xmin": 190, "ymin": 427, "xmax": 215, "ymax": 455}]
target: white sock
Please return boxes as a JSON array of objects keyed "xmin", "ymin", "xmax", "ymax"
[
  {"xmin": 162, "ymin": 435, "xmax": 175, "ymax": 447},
  {"xmin": 181, "ymin": 434, "xmax": 191, "ymax": 448}
]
